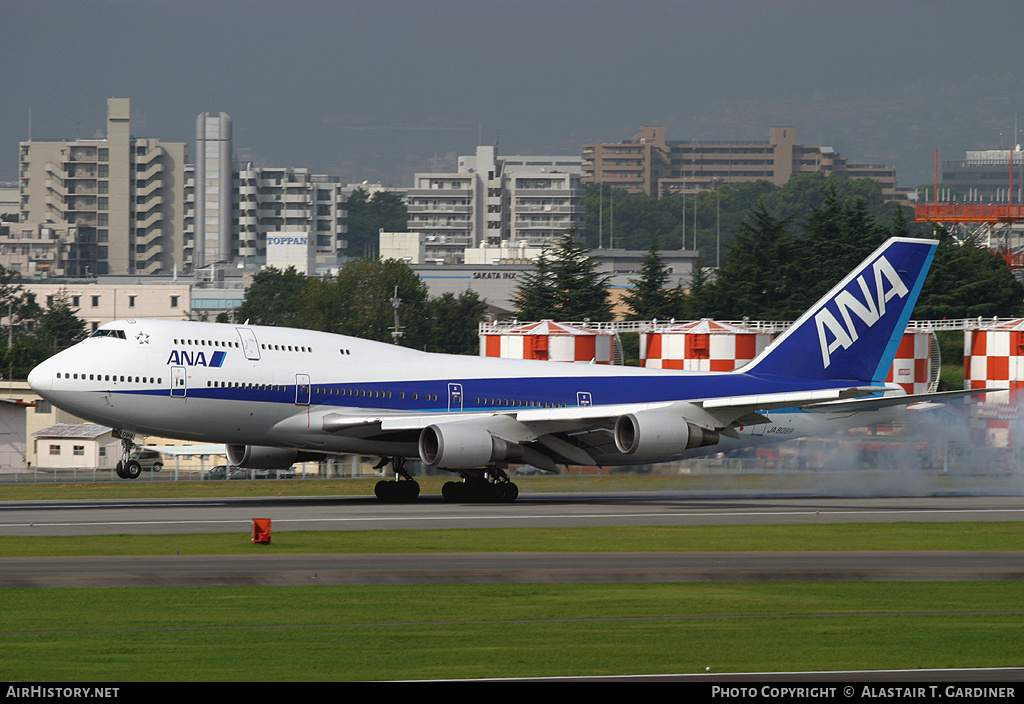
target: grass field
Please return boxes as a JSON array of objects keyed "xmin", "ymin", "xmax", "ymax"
[
  {"xmin": 3, "ymin": 583, "xmax": 1021, "ymax": 681},
  {"xmin": 2, "ymin": 480, "xmax": 1022, "ymax": 681}
]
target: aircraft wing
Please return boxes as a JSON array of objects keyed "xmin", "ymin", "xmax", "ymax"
[{"xmin": 318, "ymin": 384, "xmax": 889, "ymax": 471}]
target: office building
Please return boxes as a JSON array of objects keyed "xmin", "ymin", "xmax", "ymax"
[{"xmin": 941, "ymin": 147, "xmax": 1024, "ymax": 202}]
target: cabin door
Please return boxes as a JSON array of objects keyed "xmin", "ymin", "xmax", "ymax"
[
  {"xmin": 448, "ymin": 383, "xmax": 464, "ymax": 412},
  {"xmin": 295, "ymin": 374, "xmax": 311, "ymax": 406},
  {"xmin": 235, "ymin": 327, "xmax": 262, "ymax": 361},
  {"xmin": 170, "ymin": 366, "xmax": 187, "ymax": 398}
]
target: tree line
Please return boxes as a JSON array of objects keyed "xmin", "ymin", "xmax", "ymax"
[
  {"xmin": 618, "ymin": 203, "xmax": 1024, "ymax": 323},
  {"xmin": 0, "ymin": 270, "xmax": 89, "ymax": 379},
  {"xmin": 235, "ymin": 258, "xmax": 486, "ymax": 355}
]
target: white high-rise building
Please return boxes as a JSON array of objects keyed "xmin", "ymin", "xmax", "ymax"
[
  {"xmin": 405, "ymin": 146, "xmax": 584, "ymax": 263},
  {"xmin": 184, "ymin": 112, "xmax": 348, "ymax": 274},
  {"xmin": 193, "ymin": 112, "xmax": 233, "ymax": 269}
]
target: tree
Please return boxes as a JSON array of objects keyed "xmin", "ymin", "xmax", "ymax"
[
  {"xmin": 235, "ymin": 266, "xmax": 309, "ymax": 327},
  {"xmin": 344, "ymin": 188, "xmax": 409, "ymax": 258},
  {"xmin": 697, "ymin": 202, "xmax": 796, "ymax": 319},
  {"xmin": 621, "ymin": 239, "xmax": 678, "ymax": 320},
  {"xmin": 677, "ymin": 256, "xmax": 713, "ymax": 320},
  {"xmin": 0, "ymin": 287, "xmax": 86, "ymax": 379},
  {"xmin": 35, "ymin": 290, "xmax": 88, "ymax": 349},
  {"xmin": 916, "ymin": 228, "xmax": 1024, "ymax": 319},
  {"xmin": 422, "ymin": 290, "xmax": 488, "ymax": 354},
  {"xmin": 514, "ymin": 229, "xmax": 613, "ymax": 321}
]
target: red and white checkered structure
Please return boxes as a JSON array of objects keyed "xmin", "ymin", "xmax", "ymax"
[
  {"xmin": 885, "ymin": 330, "xmax": 939, "ymax": 395},
  {"xmin": 962, "ymin": 318, "xmax": 1024, "ymax": 445},
  {"xmin": 480, "ymin": 320, "xmax": 616, "ymax": 364},
  {"xmin": 964, "ymin": 318, "xmax": 1024, "ymax": 406},
  {"xmin": 640, "ymin": 319, "xmax": 772, "ymax": 371}
]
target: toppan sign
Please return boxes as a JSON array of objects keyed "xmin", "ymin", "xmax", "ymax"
[
  {"xmin": 814, "ymin": 255, "xmax": 909, "ymax": 368},
  {"xmin": 267, "ymin": 231, "xmax": 315, "ymax": 274}
]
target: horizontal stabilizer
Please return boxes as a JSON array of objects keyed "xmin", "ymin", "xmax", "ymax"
[{"xmin": 803, "ymin": 388, "xmax": 995, "ymax": 413}]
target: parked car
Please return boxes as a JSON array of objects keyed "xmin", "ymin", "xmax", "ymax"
[
  {"xmin": 202, "ymin": 465, "xmax": 250, "ymax": 480},
  {"xmin": 128, "ymin": 450, "xmax": 163, "ymax": 472},
  {"xmin": 253, "ymin": 468, "xmax": 296, "ymax": 479}
]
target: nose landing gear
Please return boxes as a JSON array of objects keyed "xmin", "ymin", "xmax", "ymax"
[{"xmin": 114, "ymin": 433, "xmax": 142, "ymax": 479}]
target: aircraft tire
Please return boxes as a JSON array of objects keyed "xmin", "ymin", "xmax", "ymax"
[
  {"xmin": 115, "ymin": 461, "xmax": 126, "ymax": 479},
  {"xmin": 122, "ymin": 460, "xmax": 142, "ymax": 480},
  {"xmin": 503, "ymin": 482, "xmax": 519, "ymax": 502},
  {"xmin": 441, "ymin": 481, "xmax": 463, "ymax": 502},
  {"xmin": 374, "ymin": 480, "xmax": 420, "ymax": 502}
]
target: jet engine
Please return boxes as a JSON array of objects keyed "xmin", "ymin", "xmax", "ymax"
[
  {"xmin": 226, "ymin": 444, "xmax": 323, "ymax": 469},
  {"xmin": 418, "ymin": 424, "xmax": 525, "ymax": 469},
  {"xmin": 613, "ymin": 411, "xmax": 720, "ymax": 456}
]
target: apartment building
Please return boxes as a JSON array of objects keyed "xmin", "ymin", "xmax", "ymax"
[
  {"xmin": 184, "ymin": 111, "xmax": 348, "ymax": 273},
  {"xmin": 583, "ymin": 126, "xmax": 899, "ymax": 199},
  {"xmin": 16, "ymin": 98, "xmax": 186, "ymax": 276},
  {"xmin": 405, "ymin": 146, "xmax": 584, "ymax": 262}
]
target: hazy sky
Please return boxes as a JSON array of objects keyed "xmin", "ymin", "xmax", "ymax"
[{"xmin": 3, "ymin": 0, "xmax": 1022, "ymax": 188}]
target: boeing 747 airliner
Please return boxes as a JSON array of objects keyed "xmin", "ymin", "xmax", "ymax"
[{"xmin": 27, "ymin": 237, "xmax": 979, "ymax": 502}]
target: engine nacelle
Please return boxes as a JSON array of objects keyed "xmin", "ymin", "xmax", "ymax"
[
  {"xmin": 226, "ymin": 444, "xmax": 323, "ymax": 469},
  {"xmin": 613, "ymin": 412, "xmax": 720, "ymax": 456},
  {"xmin": 418, "ymin": 424, "xmax": 525, "ymax": 469}
]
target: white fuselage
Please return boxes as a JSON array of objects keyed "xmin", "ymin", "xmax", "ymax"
[{"xmin": 27, "ymin": 319, "xmax": 904, "ymax": 468}]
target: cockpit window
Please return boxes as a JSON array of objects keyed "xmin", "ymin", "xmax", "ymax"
[{"xmin": 90, "ymin": 329, "xmax": 127, "ymax": 339}]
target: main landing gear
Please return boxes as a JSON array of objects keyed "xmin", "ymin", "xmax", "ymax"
[
  {"xmin": 372, "ymin": 458, "xmax": 521, "ymax": 503},
  {"xmin": 442, "ymin": 466, "xmax": 519, "ymax": 504},
  {"xmin": 373, "ymin": 456, "xmax": 421, "ymax": 502}
]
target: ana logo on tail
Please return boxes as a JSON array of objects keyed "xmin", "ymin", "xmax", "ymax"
[{"xmin": 814, "ymin": 255, "xmax": 909, "ymax": 369}]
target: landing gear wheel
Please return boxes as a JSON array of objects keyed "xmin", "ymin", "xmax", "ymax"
[
  {"xmin": 123, "ymin": 460, "xmax": 142, "ymax": 479},
  {"xmin": 501, "ymin": 482, "xmax": 519, "ymax": 503},
  {"xmin": 115, "ymin": 433, "xmax": 140, "ymax": 481},
  {"xmin": 441, "ymin": 475, "xmax": 520, "ymax": 503},
  {"xmin": 373, "ymin": 456, "xmax": 421, "ymax": 502},
  {"xmin": 374, "ymin": 479, "xmax": 420, "ymax": 502},
  {"xmin": 442, "ymin": 481, "xmax": 464, "ymax": 502}
]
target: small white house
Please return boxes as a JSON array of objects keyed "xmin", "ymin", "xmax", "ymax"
[{"xmin": 32, "ymin": 424, "xmax": 120, "ymax": 470}]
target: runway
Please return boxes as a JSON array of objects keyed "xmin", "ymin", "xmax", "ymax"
[
  {"xmin": 2, "ymin": 493, "xmax": 1023, "ymax": 537},
  {"xmin": 2, "ymin": 493, "xmax": 1022, "ymax": 589}
]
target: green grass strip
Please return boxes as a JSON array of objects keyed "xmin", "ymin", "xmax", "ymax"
[{"xmin": 2, "ymin": 583, "xmax": 1021, "ymax": 681}]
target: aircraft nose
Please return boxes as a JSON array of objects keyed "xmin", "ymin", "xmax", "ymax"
[{"xmin": 27, "ymin": 360, "xmax": 52, "ymax": 393}]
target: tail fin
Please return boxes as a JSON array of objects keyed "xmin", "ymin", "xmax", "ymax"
[{"xmin": 743, "ymin": 237, "xmax": 938, "ymax": 383}]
